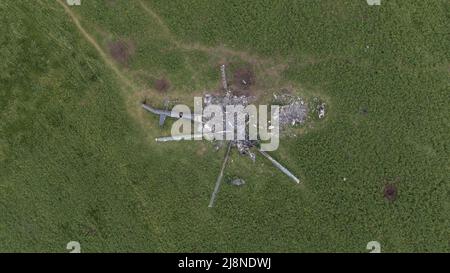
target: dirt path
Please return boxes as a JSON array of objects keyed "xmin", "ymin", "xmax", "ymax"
[
  {"xmin": 56, "ymin": 0, "xmax": 137, "ymax": 91},
  {"xmin": 137, "ymin": 0, "xmax": 179, "ymax": 43},
  {"xmin": 137, "ymin": 0, "xmax": 272, "ymax": 65},
  {"xmin": 56, "ymin": 0, "xmax": 167, "ymax": 249}
]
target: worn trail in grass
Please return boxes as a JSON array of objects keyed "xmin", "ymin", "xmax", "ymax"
[{"xmin": 0, "ymin": 0, "xmax": 448, "ymax": 252}]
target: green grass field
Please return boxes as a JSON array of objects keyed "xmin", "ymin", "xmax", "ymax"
[{"xmin": 0, "ymin": 0, "xmax": 448, "ymax": 252}]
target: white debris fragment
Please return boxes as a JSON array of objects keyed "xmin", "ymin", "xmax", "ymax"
[
  {"xmin": 275, "ymin": 93, "xmax": 308, "ymax": 126},
  {"xmin": 220, "ymin": 64, "xmax": 228, "ymax": 91},
  {"xmin": 204, "ymin": 94, "xmax": 212, "ymax": 104},
  {"xmin": 318, "ymin": 103, "xmax": 326, "ymax": 119},
  {"xmin": 229, "ymin": 178, "xmax": 246, "ymax": 186},
  {"xmin": 366, "ymin": 0, "xmax": 381, "ymax": 6}
]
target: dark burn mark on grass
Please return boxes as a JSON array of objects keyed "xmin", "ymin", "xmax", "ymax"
[
  {"xmin": 234, "ymin": 67, "xmax": 255, "ymax": 90},
  {"xmin": 154, "ymin": 78, "xmax": 170, "ymax": 92},
  {"xmin": 383, "ymin": 183, "xmax": 398, "ymax": 202},
  {"xmin": 231, "ymin": 87, "xmax": 254, "ymax": 97},
  {"xmin": 107, "ymin": 39, "xmax": 135, "ymax": 66},
  {"xmin": 360, "ymin": 107, "xmax": 369, "ymax": 115},
  {"xmin": 230, "ymin": 67, "xmax": 256, "ymax": 96},
  {"xmin": 82, "ymin": 225, "xmax": 97, "ymax": 237}
]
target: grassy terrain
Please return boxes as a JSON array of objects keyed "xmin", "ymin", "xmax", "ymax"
[{"xmin": 0, "ymin": 0, "xmax": 449, "ymax": 252}]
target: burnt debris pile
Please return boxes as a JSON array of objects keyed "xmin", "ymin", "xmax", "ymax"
[{"xmin": 273, "ymin": 92, "xmax": 309, "ymax": 130}]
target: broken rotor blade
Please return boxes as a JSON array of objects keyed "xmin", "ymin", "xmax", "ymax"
[
  {"xmin": 155, "ymin": 131, "xmax": 232, "ymax": 142},
  {"xmin": 142, "ymin": 103, "xmax": 203, "ymax": 123},
  {"xmin": 208, "ymin": 141, "xmax": 232, "ymax": 208},
  {"xmin": 142, "ymin": 103, "xmax": 171, "ymax": 116},
  {"xmin": 220, "ymin": 64, "xmax": 229, "ymax": 94},
  {"xmin": 155, "ymin": 134, "xmax": 202, "ymax": 142},
  {"xmin": 257, "ymin": 150, "xmax": 300, "ymax": 184}
]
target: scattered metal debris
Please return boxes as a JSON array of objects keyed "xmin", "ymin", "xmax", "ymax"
[
  {"xmin": 273, "ymin": 92, "xmax": 308, "ymax": 127},
  {"xmin": 229, "ymin": 178, "xmax": 246, "ymax": 186},
  {"xmin": 142, "ymin": 64, "xmax": 302, "ymax": 207},
  {"xmin": 318, "ymin": 103, "xmax": 326, "ymax": 119},
  {"xmin": 310, "ymin": 97, "xmax": 326, "ymax": 120}
]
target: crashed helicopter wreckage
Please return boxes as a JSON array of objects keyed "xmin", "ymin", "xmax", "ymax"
[{"xmin": 142, "ymin": 65, "xmax": 305, "ymax": 207}]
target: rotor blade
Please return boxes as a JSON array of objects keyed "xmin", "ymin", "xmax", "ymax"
[
  {"xmin": 208, "ymin": 141, "xmax": 232, "ymax": 208},
  {"xmin": 155, "ymin": 131, "xmax": 232, "ymax": 142},
  {"xmin": 155, "ymin": 134, "xmax": 202, "ymax": 142},
  {"xmin": 159, "ymin": 114, "xmax": 167, "ymax": 126},
  {"xmin": 257, "ymin": 150, "xmax": 300, "ymax": 184},
  {"xmin": 142, "ymin": 103, "xmax": 202, "ymax": 123},
  {"xmin": 220, "ymin": 64, "xmax": 229, "ymax": 93},
  {"xmin": 142, "ymin": 103, "xmax": 171, "ymax": 116}
]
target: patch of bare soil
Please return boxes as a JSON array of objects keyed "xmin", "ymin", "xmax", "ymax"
[
  {"xmin": 153, "ymin": 78, "xmax": 170, "ymax": 93},
  {"xmin": 383, "ymin": 183, "xmax": 398, "ymax": 202},
  {"xmin": 233, "ymin": 67, "xmax": 255, "ymax": 90},
  {"xmin": 196, "ymin": 143, "xmax": 208, "ymax": 157},
  {"xmin": 230, "ymin": 85, "xmax": 256, "ymax": 97},
  {"xmin": 230, "ymin": 67, "xmax": 256, "ymax": 97},
  {"xmin": 264, "ymin": 63, "xmax": 288, "ymax": 77},
  {"xmin": 107, "ymin": 39, "xmax": 135, "ymax": 66}
]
